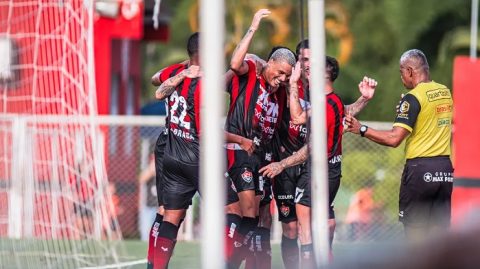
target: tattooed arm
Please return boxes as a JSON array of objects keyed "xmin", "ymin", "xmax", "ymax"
[
  {"xmin": 151, "ymin": 60, "xmax": 190, "ymax": 86},
  {"xmin": 259, "ymin": 144, "xmax": 309, "ymax": 178},
  {"xmin": 155, "ymin": 65, "xmax": 201, "ymax": 100},
  {"xmin": 289, "ymin": 61, "xmax": 309, "ymax": 125},
  {"xmin": 344, "ymin": 76, "xmax": 377, "ymax": 116},
  {"xmin": 230, "ymin": 9, "xmax": 271, "ymax": 75}
]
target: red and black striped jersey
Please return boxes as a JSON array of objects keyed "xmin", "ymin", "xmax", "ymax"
[
  {"xmin": 161, "ymin": 63, "xmax": 202, "ymax": 164},
  {"xmin": 273, "ymin": 80, "xmax": 309, "ymax": 160},
  {"xmin": 225, "ymin": 60, "xmax": 286, "ymax": 148},
  {"xmin": 326, "ymin": 92, "xmax": 345, "ymax": 161},
  {"xmin": 158, "ymin": 63, "xmax": 188, "ymax": 128}
]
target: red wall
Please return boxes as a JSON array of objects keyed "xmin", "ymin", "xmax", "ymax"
[{"xmin": 451, "ymin": 56, "xmax": 480, "ymax": 227}]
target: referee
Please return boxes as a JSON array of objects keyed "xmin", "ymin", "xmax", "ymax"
[{"xmin": 345, "ymin": 49, "xmax": 453, "ymax": 239}]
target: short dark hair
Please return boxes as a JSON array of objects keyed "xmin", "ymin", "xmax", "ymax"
[
  {"xmin": 326, "ymin": 56, "xmax": 339, "ymax": 82},
  {"xmin": 187, "ymin": 32, "xmax": 199, "ymax": 57},
  {"xmin": 295, "ymin": 39, "xmax": 309, "ymax": 60}
]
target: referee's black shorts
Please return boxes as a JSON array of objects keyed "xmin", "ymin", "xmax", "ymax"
[{"xmin": 399, "ymin": 156, "xmax": 453, "ymax": 228}]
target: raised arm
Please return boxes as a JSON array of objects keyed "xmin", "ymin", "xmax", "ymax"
[
  {"xmin": 344, "ymin": 76, "xmax": 377, "ymax": 116},
  {"xmin": 259, "ymin": 144, "xmax": 309, "ymax": 178},
  {"xmin": 155, "ymin": 65, "xmax": 201, "ymax": 100},
  {"xmin": 289, "ymin": 61, "xmax": 309, "ymax": 125},
  {"xmin": 230, "ymin": 9, "xmax": 270, "ymax": 75}
]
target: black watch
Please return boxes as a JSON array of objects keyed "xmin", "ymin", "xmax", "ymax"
[{"xmin": 359, "ymin": 125, "xmax": 368, "ymax": 137}]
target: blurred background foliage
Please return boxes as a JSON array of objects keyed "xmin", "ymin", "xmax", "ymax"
[{"xmin": 142, "ymin": 0, "xmax": 477, "ymax": 121}]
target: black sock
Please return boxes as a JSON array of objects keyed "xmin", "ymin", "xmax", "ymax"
[
  {"xmin": 158, "ymin": 221, "xmax": 179, "ymax": 241},
  {"xmin": 281, "ymin": 235, "xmax": 299, "ymax": 269},
  {"xmin": 238, "ymin": 217, "xmax": 259, "ymax": 244}
]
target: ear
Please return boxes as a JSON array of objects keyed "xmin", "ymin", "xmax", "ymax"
[{"xmin": 407, "ymin": 66, "xmax": 414, "ymax": 77}]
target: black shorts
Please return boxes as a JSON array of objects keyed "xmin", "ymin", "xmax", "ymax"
[
  {"xmin": 154, "ymin": 131, "xmax": 167, "ymax": 206},
  {"xmin": 273, "ymin": 165, "xmax": 302, "ymax": 223},
  {"xmin": 162, "ymin": 154, "xmax": 199, "ymax": 210},
  {"xmin": 399, "ymin": 156, "xmax": 453, "ymax": 227},
  {"xmin": 295, "ymin": 160, "xmax": 341, "ymax": 219},
  {"xmin": 259, "ymin": 176, "xmax": 273, "ymax": 207},
  {"xmin": 226, "ymin": 173, "xmax": 240, "ymax": 205},
  {"xmin": 228, "ymin": 150, "xmax": 261, "ymax": 194}
]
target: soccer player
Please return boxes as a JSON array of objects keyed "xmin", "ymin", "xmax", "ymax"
[
  {"xmin": 147, "ymin": 32, "xmax": 204, "ymax": 269},
  {"xmin": 345, "ymin": 49, "xmax": 453, "ymax": 239},
  {"xmin": 260, "ymin": 39, "xmax": 377, "ymax": 268},
  {"xmin": 224, "ymin": 9, "xmax": 296, "ymax": 269}
]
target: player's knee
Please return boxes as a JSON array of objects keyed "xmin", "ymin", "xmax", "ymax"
[
  {"xmin": 225, "ymin": 202, "xmax": 242, "ymax": 216},
  {"xmin": 163, "ymin": 210, "xmax": 185, "ymax": 226},
  {"xmin": 282, "ymin": 221, "xmax": 298, "ymax": 239}
]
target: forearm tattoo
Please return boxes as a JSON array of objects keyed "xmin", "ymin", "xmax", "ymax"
[
  {"xmin": 346, "ymin": 97, "xmax": 368, "ymax": 117},
  {"xmin": 156, "ymin": 71, "xmax": 186, "ymax": 100},
  {"xmin": 280, "ymin": 145, "xmax": 309, "ymax": 169}
]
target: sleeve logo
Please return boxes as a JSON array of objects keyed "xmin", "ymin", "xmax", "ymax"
[{"xmin": 400, "ymin": 101, "xmax": 410, "ymax": 113}]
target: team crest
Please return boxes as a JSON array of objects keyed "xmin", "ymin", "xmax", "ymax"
[
  {"xmin": 241, "ymin": 170, "xmax": 253, "ymax": 183},
  {"xmin": 280, "ymin": 204, "xmax": 290, "ymax": 217}
]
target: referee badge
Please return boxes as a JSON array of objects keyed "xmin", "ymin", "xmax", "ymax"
[
  {"xmin": 400, "ymin": 101, "xmax": 410, "ymax": 113},
  {"xmin": 241, "ymin": 170, "xmax": 253, "ymax": 183}
]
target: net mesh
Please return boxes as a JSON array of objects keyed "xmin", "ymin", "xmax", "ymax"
[{"xmin": 0, "ymin": 1, "xmax": 127, "ymax": 268}]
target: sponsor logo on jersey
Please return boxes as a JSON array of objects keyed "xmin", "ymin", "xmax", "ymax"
[
  {"xmin": 426, "ymin": 88, "xmax": 451, "ymax": 102},
  {"xmin": 436, "ymin": 104, "xmax": 452, "ymax": 114},
  {"xmin": 241, "ymin": 170, "xmax": 253, "ymax": 183},
  {"xmin": 437, "ymin": 118, "xmax": 450, "ymax": 127},
  {"xmin": 280, "ymin": 204, "xmax": 290, "ymax": 217}
]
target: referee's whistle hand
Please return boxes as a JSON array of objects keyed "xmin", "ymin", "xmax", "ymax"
[{"xmin": 345, "ymin": 115, "xmax": 360, "ymax": 134}]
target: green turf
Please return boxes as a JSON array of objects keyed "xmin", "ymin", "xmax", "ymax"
[
  {"xmin": 123, "ymin": 240, "xmax": 372, "ymax": 269},
  {"xmin": 124, "ymin": 240, "xmax": 285, "ymax": 269}
]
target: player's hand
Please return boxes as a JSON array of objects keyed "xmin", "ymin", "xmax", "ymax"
[
  {"xmin": 396, "ymin": 94, "xmax": 405, "ymax": 114},
  {"xmin": 185, "ymin": 65, "xmax": 202, "ymax": 78},
  {"xmin": 289, "ymin": 61, "xmax": 302, "ymax": 86},
  {"xmin": 259, "ymin": 162, "xmax": 283, "ymax": 179},
  {"xmin": 358, "ymin": 76, "xmax": 377, "ymax": 100},
  {"xmin": 250, "ymin": 9, "xmax": 271, "ymax": 31},
  {"xmin": 240, "ymin": 137, "xmax": 255, "ymax": 156},
  {"xmin": 245, "ymin": 53, "xmax": 266, "ymax": 76},
  {"xmin": 345, "ymin": 115, "xmax": 361, "ymax": 134}
]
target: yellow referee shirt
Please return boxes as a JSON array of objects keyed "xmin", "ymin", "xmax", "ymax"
[{"xmin": 393, "ymin": 81, "xmax": 453, "ymax": 159}]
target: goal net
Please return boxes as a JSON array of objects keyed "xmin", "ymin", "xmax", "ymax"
[{"xmin": 0, "ymin": 1, "xmax": 127, "ymax": 268}]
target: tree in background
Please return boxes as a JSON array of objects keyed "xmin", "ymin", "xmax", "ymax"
[{"xmin": 142, "ymin": 0, "xmax": 474, "ymax": 122}]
